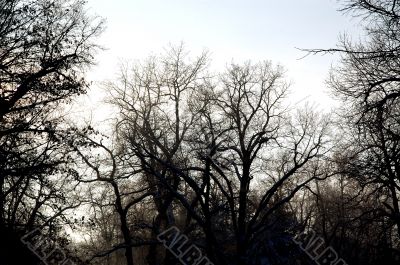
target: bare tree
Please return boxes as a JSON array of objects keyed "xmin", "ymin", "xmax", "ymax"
[
  {"xmin": 303, "ymin": 1, "xmax": 400, "ymax": 262},
  {"xmin": 71, "ymin": 132, "xmax": 155, "ymax": 265},
  {"xmin": 110, "ymin": 51, "xmax": 332, "ymax": 264},
  {"xmin": 108, "ymin": 44, "xmax": 210, "ymax": 265},
  {"xmin": 0, "ymin": 0, "xmax": 103, "ymax": 263},
  {"xmin": 320, "ymin": 0, "xmax": 400, "ymax": 235},
  {"xmin": 184, "ymin": 62, "xmax": 331, "ymax": 265}
]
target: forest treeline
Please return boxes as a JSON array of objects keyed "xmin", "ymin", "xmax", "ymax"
[{"xmin": 0, "ymin": 1, "xmax": 400, "ymax": 265}]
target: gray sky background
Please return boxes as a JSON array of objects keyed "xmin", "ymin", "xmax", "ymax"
[{"xmin": 78, "ymin": 0, "xmax": 362, "ymax": 125}]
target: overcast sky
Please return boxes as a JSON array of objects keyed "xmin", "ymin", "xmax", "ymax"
[{"xmin": 79, "ymin": 0, "xmax": 361, "ymax": 125}]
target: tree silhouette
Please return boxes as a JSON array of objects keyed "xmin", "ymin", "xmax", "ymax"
[{"xmin": 0, "ymin": 0, "xmax": 103, "ymax": 264}]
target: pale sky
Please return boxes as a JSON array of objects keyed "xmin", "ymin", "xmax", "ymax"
[{"xmin": 78, "ymin": 0, "xmax": 361, "ymax": 125}]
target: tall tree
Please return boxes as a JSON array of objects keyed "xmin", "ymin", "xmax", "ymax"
[
  {"xmin": 178, "ymin": 62, "xmax": 330, "ymax": 265},
  {"xmin": 306, "ymin": 0, "xmax": 400, "ymax": 261},
  {"xmin": 110, "ymin": 49, "xmax": 331, "ymax": 264},
  {"xmin": 108, "ymin": 44, "xmax": 210, "ymax": 265},
  {"xmin": 71, "ymin": 132, "xmax": 155, "ymax": 265},
  {"xmin": 0, "ymin": 0, "xmax": 103, "ymax": 263}
]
